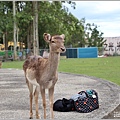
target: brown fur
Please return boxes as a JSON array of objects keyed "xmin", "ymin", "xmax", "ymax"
[{"xmin": 23, "ymin": 33, "xmax": 66, "ymax": 119}]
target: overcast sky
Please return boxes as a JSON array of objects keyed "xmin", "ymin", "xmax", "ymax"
[{"xmin": 65, "ymin": 1, "xmax": 120, "ymax": 37}]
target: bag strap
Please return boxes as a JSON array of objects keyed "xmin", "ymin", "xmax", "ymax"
[{"xmin": 78, "ymin": 91, "xmax": 89, "ymax": 98}]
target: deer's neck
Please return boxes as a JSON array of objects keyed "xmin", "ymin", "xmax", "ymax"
[{"xmin": 47, "ymin": 52, "xmax": 60, "ymax": 75}]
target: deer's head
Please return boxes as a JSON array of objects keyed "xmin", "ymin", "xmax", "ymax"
[{"xmin": 43, "ymin": 33, "xmax": 66, "ymax": 53}]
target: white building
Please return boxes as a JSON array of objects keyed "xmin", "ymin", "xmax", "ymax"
[{"xmin": 103, "ymin": 37, "xmax": 120, "ymax": 55}]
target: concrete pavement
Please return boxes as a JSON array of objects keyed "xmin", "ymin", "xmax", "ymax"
[{"xmin": 0, "ymin": 68, "xmax": 120, "ymax": 119}]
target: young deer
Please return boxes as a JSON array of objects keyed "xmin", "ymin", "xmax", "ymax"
[{"xmin": 23, "ymin": 33, "xmax": 66, "ymax": 119}]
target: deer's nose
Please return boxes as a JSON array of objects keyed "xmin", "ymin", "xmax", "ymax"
[{"xmin": 61, "ymin": 47, "xmax": 66, "ymax": 52}]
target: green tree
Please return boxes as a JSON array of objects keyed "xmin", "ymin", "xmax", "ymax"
[
  {"xmin": 38, "ymin": 1, "xmax": 79, "ymax": 48},
  {"xmin": 0, "ymin": 1, "xmax": 106, "ymax": 57},
  {"xmin": 85, "ymin": 23, "xmax": 106, "ymax": 47},
  {"xmin": 0, "ymin": 1, "xmax": 13, "ymax": 59}
]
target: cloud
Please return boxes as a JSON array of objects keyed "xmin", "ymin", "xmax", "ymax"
[
  {"xmin": 66, "ymin": 1, "xmax": 120, "ymax": 37},
  {"xmin": 94, "ymin": 1, "xmax": 120, "ymax": 13}
]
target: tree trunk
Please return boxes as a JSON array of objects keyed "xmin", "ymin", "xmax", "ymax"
[
  {"xmin": 27, "ymin": 22, "xmax": 33, "ymax": 56},
  {"xmin": 3, "ymin": 34, "xmax": 5, "ymax": 45},
  {"xmin": 33, "ymin": 1, "xmax": 39, "ymax": 55},
  {"xmin": 27, "ymin": 29, "xmax": 30, "ymax": 48},
  {"xmin": 13, "ymin": 1, "xmax": 17, "ymax": 60},
  {"xmin": 17, "ymin": 28, "xmax": 19, "ymax": 51},
  {"xmin": 5, "ymin": 32, "xmax": 8, "ymax": 59}
]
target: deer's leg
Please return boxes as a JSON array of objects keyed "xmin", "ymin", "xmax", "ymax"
[
  {"xmin": 49, "ymin": 87, "xmax": 54, "ymax": 119},
  {"xmin": 27, "ymin": 82, "xmax": 33, "ymax": 119},
  {"xmin": 34, "ymin": 86, "xmax": 40, "ymax": 119},
  {"xmin": 29, "ymin": 93, "xmax": 33, "ymax": 119},
  {"xmin": 40, "ymin": 87, "xmax": 46, "ymax": 119}
]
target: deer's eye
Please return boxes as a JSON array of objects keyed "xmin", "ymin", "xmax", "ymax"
[{"xmin": 51, "ymin": 41, "xmax": 55, "ymax": 43}]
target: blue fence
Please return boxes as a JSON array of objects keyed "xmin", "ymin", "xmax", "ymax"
[
  {"xmin": 66, "ymin": 48, "xmax": 77, "ymax": 58},
  {"xmin": 66, "ymin": 47, "xmax": 98, "ymax": 58},
  {"xmin": 77, "ymin": 47, "xmax": 98, "ymax": 58}
]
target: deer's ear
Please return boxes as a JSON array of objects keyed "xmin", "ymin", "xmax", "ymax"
[
  {"xmin": 43, "ymin": 33, "xmax": 51, "ymax": 43},
  {"xmin": 60, "ymin": 34, "xmax": 65, "ymax": 39}
]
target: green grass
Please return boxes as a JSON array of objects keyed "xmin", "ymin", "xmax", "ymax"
[
  {"xmin": 58, "ymin": 57, "xmax": 120, "ymax": 86},
  {"xmin": 1, "ymin": 57, "xmax": 120, "ymax": 85},
  {"xmin": 2, "ymin": 61, "xmax": 24, "ymax": 69}
]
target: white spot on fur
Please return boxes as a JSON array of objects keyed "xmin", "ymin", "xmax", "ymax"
[
  {"xmin": 26, "ymin": 73, "xmax": 39, "ymax": 87},
  {"xmin": 47, "ymin": 81, "xmax": 53, "ymax": 89},
  {"xmin": 26, "ymin": 68, "xmax": 39, "ymax": 87}
]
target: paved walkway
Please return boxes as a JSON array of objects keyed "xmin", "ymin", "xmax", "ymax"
[{"xmin": 0, "ymin": 69, "xmax": 120, "ymax": 119}]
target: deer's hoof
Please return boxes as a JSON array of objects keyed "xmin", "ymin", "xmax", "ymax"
[
  {"xmin": 29, "ymin": 116, "xmax": 33, "ymax": 119},
  {"xmin": 36, "ymin": 115, "xmax": 40, "ymax": 119}
]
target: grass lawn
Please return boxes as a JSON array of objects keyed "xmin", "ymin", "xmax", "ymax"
[
  {"xmin": 2, "ymin": 61, "xmax": 24, "ymax": 69},
  {"xmin": 1, "ymin": 57, "xmax": 120, "ymax": 86},
  {"xmin": 59, "ymin": 57, "xmax": 120, "ymax": 86}
]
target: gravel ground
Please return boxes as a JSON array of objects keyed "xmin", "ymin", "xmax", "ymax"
[{"xmin": 0, "ymin": 68, "xmax": 120, "ymax": 119}]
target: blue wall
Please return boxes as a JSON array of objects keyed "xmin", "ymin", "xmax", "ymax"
[{"xmin": 77, "ymin": 47, "xmax": 98, "ymax": 58}]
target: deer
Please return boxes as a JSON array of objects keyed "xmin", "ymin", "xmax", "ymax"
[{"xmin": 23, "ymin": 33, "xmax": 66, "ymax": 119}]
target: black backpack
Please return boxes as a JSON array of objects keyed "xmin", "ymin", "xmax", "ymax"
[
  {"xmin": 74, "ymin": 90, "xmax": 99, "ymax": 113},
  {"xmin": 53, "ymin": 98, "xmax": 75, "ymax": 112}
]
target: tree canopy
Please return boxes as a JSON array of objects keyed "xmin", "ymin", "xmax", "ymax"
[{"xmin": 0, "ymin": 1, "xmax": 105, "ymax": 52}]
